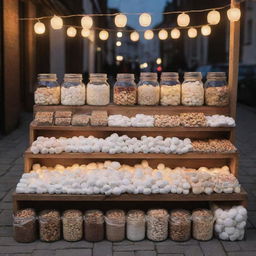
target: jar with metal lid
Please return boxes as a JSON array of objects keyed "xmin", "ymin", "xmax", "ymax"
[
  {"xmin": 84, "ymin": 210, "xmax": 104, "ymax": 242},
  {"xmin": 61, "ymin": 74, "xmax": 86, "ymax": 105},
  {"xmin": 160, "ymin": 72, "xmax": 181, "ymax": 106},
  {"xmin": 114, "ymin": 73, "xmax": 137, "ymax": 105},
  {"xmin": 205, "ymin": 72, "xmax": 229, "ymax": 106},
  {"xmin": 138, "ymin": 72, "xmax": 160, "ymax": 105},
  {"xmin": 126, "ymin": 210, "xmax": 145, "ymax": 241},
  {"xmin": 34, "ymin": 73, "xmax": 60, "ymax": 105},
  {"xmin": 182, "ymin": 72, "xmax": 204, "ymax": 106},
  {"xmin": 87, "ymin": 73, "xmax": 110, "ymax": 105}
]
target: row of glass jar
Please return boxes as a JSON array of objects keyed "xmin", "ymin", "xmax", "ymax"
[
  {"xmin": 34, "ymin": 72, "xmax": 229, "ymax": 106},
  {"xmin": 13, "ymin": 208, "xmax": 214, "ymax": 243}
]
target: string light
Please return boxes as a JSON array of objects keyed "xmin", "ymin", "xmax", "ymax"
[
  {"xmin": 170, "ymin": 28, "xmax": 180, "ymax": 39},
  {"xmin": 50, "ymin": 15, "xmax": 63, "ymax": 30},
  {"xmin": 207, "ymin": 10, "xmax": 220, "ymax": 25},
  {"xmin": 156, "ymin": 58, "xmax": 162, "ymax": 65},
  {"xmin": 201, "ymin": 25, "xmax": 211, "ymax": 36},
  {"xmin": 117, "ymin": 32, "xmax": 123, "ymax": 38},
  {"xmin": 99, "ymin": 30, "xmax": 109, "ymax": 40},
  {"xmin": 144, "ymin": 30, "xmax": 154, "ymax": 40},
  {"xmin": 177, "ymin": 12, "xmax": 190, "ymax": 27},
  {"xmin": 115, "ymin": 14, "xmax": 127, "ymax": 27},
  {"xmin": 227, "ymin": 7, "xmax": 241, "ymax": 22},
  {"xmin": 139, "ymin": 13, "xmax": 151, "ymax": 27},
  {"xmin": 116, "ymin": 41, "xmax": 122, "ymax": 46},
  {"xmin": 158, "ymin": 29, "xmax": 168, "ymax": 40},
  {"xmin": 188, "ymin": 27, "xmax": 197, "ymax": 38},
  {"xmin": 34, "ymin": 21, "xmax": 45, "ymax": 34},
  {"xmin": 67, "ymin": 26, "xmax": 77, "ymax": 37},
  {"xmin": 116, "ymin": 55, "xmax": 123, "ymax": 61},
  {"xmin": 130, "ymin": 31, "xmax": 139, "ymax": 42},
  {"xmin": 81, "ymin": 15, "xmax": 93, "ymax": 29},
  {"xmin": 81, "ymin": 28, "xmax": 90, "ymax": 37}
]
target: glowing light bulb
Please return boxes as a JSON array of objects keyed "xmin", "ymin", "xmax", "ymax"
[
  {"xmin": 227, "ymin": 8, "xmax": 241, "ymax": 22},
  {"xmin": 81, "ymin": 15, "xmax": 93, "ymax": 29},
  {"xmin": 156, "ymin": 58, "xmax": 162, "ymax": 65},
  {"xmin": 99, "ymin": 30, "xmax": 109, "ymax": 40},
  {"xmin": 116, "ymin": 41, "xmax": 122, "ymax": 47},
  {"xmin": 130, "ymin": 31, "xmax": 139, "ymax": 41},
  {"xmin": 139, "ymin": 13, "xmax": 151, "ymax": 27},
  {"xmin": 158, "ymin": 29, "xmax": 168, "ymax": 40},
  {"xmin": 117, "ymin": 32, "xmax": 123, "ymax": 38},
  {"xmin": 207, "ymin": 10, "xmax": 220, "ymax": 25},
  {"xmin": 34, "ymin": 21, "xmax": 45, "ymax": 34},
  {"xmin": 170, "ymin": 28, "xmax": 180, "ymax": 39},
  {"xmin": 188, "ymin": 27, "xmax": 197, "ymax": 38},
  {"xmin": 116, "ymin": 55, "xmax": 123, "ymax": 61},
  {"xmin": 81, "ymin": 28, "xmax": 90, "ymax": 38},
  {"xmin": 144, "ymin": 30, "xmax": 154, "ymax": 40},
  {"xmin": 177, "ymin": 12, "xmax": 190, "ymax": 27},
  {"xmin": 50, "ymin": 15, "xmax": 63, "ymax": 30},
  {"xmin": 67, "ymin": 26, "xmax": 77, "ymax": 37},
  {"xmin": 201, "ymin": 25, "xmax": 211, "ymax": 36},
  {"xmin": 115, "ymin": 14, "xmax": 127, "ymax": 27}
]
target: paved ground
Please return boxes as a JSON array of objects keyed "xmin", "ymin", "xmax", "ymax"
[{"xmin": 0, "ymin": 104, "xmax": 256, "ymax": 256}]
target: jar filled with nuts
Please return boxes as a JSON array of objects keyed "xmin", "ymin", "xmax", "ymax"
[
  {"xmin": 205, "ymin": 72, "xmax": 229, "ymax": 106},
  {"xmin": 13, "ymin": 208, "xmax": 37, "ymax": 243},
  {"xmin": 182, "ymin": 72, "xmax": 204, "ymax": 106},
  {"xmin": 147, "ymin": 209, "xmax": 169, "ymax": 241},
  {"xmin": 105, "ymin": 209, "xmax": 126, "ymax": 242},
  {"xmin": 34, "ymin": 74, "xmax": 60, "ymax": 105},
  {"xmin": 192, "ymin": 209, "xmax": 214, "ymax": 241},
  {"xmin": 138, "ymin": 72, "xmax": 160, "ymax": 105},
  {"xmin": 87, "ymin": 73, "xmax": 110, "ymax": 105},
  {"xmin": 84, "ymin": 210, "xmax": 104, "ymax": 242},
  {"xmin": 169, "ymin": 209, "xmax": 191, "ymax": 242},
  {"xmin": 62, "ymin": 209, "xmax": 83, "ymax": 241},
  {"xmin": 61, "ymin": 74, "xmax": 86, "ymax": 105},
  {"xmin": 114, "ymin": 73, "xmax": 137, "ymax": 105},
  {"xmin": 160, "ymin": 72, "xmax": 181, "ymax": 106},
  {"xmin": 39, "ymin": 210, "xmax": 61, "ymax": 242},
  {"xmin": 127, "ymin": 210, "xmax": 145, "ymax": 241}
]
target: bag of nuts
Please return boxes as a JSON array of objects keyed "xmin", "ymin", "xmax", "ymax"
[{"xmin": 126, "ymin": 210, "xmax": 145, "ymax": 241}]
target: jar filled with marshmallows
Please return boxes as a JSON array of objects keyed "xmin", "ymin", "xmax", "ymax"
[
  {"xmin": 114, "ymin": 73, "xmax": 136, "ymax": 105},
  {"xmin": 160, "ymin": 72, "xmax": 181, "ymax": 105},
  {"xmin": 138, "ymin": 72, "xmax": 160, "ymax": 105},
  {"xmin": 34, "ymin": 74, "xmax": 60, "ymax": 105},
  {"xmin": 182, "ymin": 72, "xmax": 204, "ymax": 106},
  {"xmin": 87, "ymin": 73, "xmax": 110, "ymax": 105},
  {"xmin": 61, "ymin": 74, "xmax": 86, "ymax": 105}
]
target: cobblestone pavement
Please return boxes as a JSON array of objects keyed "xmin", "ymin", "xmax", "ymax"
[{"xmin": 0, "ymin": 104, "xmax": 256, "ymax": 256}]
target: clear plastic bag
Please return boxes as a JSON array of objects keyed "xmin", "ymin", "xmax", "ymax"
[{"xmin": 126, "ymin": 210, "xmax": 145, "ymax": 241}]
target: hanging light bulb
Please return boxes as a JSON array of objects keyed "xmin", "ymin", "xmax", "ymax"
[
  {"xmin": 34, "ymin": 21, "xmax": 45, "ymax": 34},
  {"xmin": 81, "ymin": 15, "xmax": 93, "ymax": 29},
  {"xmin": 207, "ymin": 10, "xmax": 220, "ymax": 25},
  {"xmin": 144, "ymin": 30, "xmax": 154, "ymax": 40},
  {"xmin": 227, "ymin": 7, "xmax": 241, "ymax": 22},
  {"xmin": 117, "ymin": 32, "xmax": 123, "ymax": 38},
  {"xmin": 115, "ymin": 14, "xmax": 127, "ymax": 27},
  {"xmin": 50, "ymin": 15, "xmax": 63, "ymax": 30},
  {"xmin": 130, "ymin": 31, "xmax": 139, "ymax": 42},
  {"xmin": 116, "ymin": 55, "xmax": 123, "ymax": 61},
  {"xmin": 158, "ymin": 29, "xmax": 168, "ymax": 40},
  {"xmin": 67, "ymin": 26, "xmax": 77, "ymax": 37},
  {"xmin": 139, "ymin": 13, "xmax": 151, "ymax": 27},
  {"xmin": 116, "ymin": 41, "xmax": 122, "ymax": 47},
  {"xmin": 201, "ymin": 25, "xmax": 211, "ymax": 36},
  {"xmin": 81, "ymin": 28, "xmax": 90, "ymax": 38},
  {"xmin": 99, "ymin": 30, "xmax": 109, "ymax": 40},
  {"xmin": 156, "ymin": 58, "xmax": 162, "ymax": 65},
  {"xmin": 170, "ymin": 28, "xmax": 180, "ymax": 39},
  {"xmin": 177, "ymin": 12, "xmax": 190, "ymax": 27},
  {"xmin": 188, "ymin": 27, "xmax": 197, "ymax": 38}
]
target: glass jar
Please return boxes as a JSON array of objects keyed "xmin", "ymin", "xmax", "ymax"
[
  {"xmin": 114, "ymin": 73, "xmax": 137, "ymax": 105},
  {"xmin": 13, "ymin": 208, "xmax": 37, "ymax": 243},
  {"xmin": 138, "ymin": 72, "xmax": 160, "ymax": 105},
  {"xmin": 160, "ymin": 72, "xmax": 181, "ymax": 106},
  {"xmin": 87, "ymin": 73, "xmax": 110, "ymax": 105},
  {"xmin": 84, "ymin": 210, "xmax": 104, "ymax": 242},
  {"xmin": 182, "ymin": 72, "xmax": 204, "ymax": 106},
  {"xmin": 169, "ymin": 209, "xmax": 191, "ymax": 242},
  {"xmin": 61, "ymin": 74, "xmax": 86, "ymax": 105},
  {"xmin": 205, "ymin": 72, "xmax": 229, "ymax": 106},
  {"xmin": 126, "ymin": 210, "xmax": 145, "ymax": 241},
  {"xmin": 39, "ymin": 210, "xmax": 61, "ymax": 242},
  {"xmin": 34, "ymin": 73, "xmax": 60, "ymax": 105},
  {"xmin": 62, "ymin": 209, "xmax": 83, "ymax": 241}
]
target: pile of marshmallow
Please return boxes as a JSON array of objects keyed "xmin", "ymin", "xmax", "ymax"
[
  {"xmin": 30, "ymin": 134, "xmax": 193, "ymax": 155},
  {"xmin": 16, "ymin": 161, "xmax": 240, "ymax": 196},
  {"xmin": 206, "ymin": 115, "xmax": 235, "ymax": 127},
  {"xmin": 214, "ymin": 205, "xmax": 247, "ymax": 241}
]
